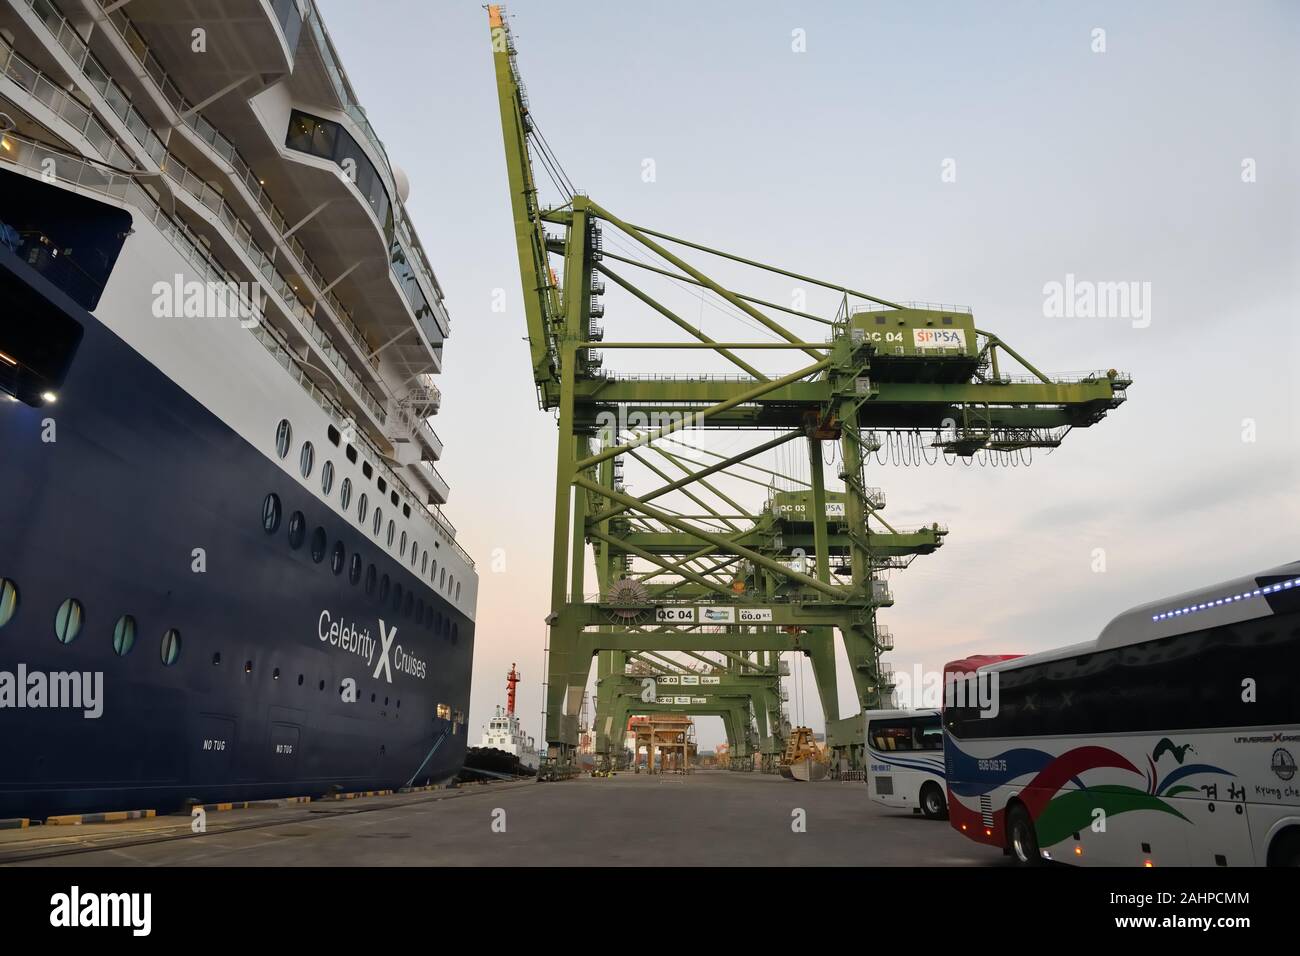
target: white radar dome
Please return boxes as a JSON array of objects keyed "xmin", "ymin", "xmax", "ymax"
[{"xmin": 392, "ymin": 163, "xmax": 411, "ymax": 203}]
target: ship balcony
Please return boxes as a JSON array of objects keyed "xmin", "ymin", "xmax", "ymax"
[
  {"xmin": 90, "ymin": 0, "xmax": 301, "ymax": 88},
  {"xmin": 411, "ymin": 459, "xmax": 451, "ymax": 506}
]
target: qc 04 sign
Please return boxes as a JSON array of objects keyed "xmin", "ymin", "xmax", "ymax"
[{"xmin": 655, "ymin": 607, "xmax": 696, "ymax": 624}]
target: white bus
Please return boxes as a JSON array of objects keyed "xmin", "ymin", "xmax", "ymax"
[
  {"xmin": 946, "ymin": 560, "xmax": 1300, "ymax": 866},
  {"xmin": 866, "ymin": 709, "xmax": 948, "ymax": 819}
]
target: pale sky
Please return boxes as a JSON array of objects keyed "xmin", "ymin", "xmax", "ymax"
[{"xmin": 318, "ymin": 0, "xmax": 1299, "ymax": 748}]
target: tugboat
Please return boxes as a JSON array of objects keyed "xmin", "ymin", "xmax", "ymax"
[{"xmin": 465, "ymin": 665, "xmax": 538, "ymax": 777}]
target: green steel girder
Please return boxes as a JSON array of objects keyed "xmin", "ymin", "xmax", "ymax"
[{"xmin": 489, "ymin": 6, "xmax": 1130, "ymax": 765}]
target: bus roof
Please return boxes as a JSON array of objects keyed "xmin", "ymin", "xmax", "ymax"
[{"xmin": 947, "ymin": 558, "xmax": 1300, "ymax": 675}]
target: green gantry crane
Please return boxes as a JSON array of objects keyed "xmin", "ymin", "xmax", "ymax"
[{"xmin": 488, "ymin": 6, "xmax": 1131, "ymax": 771}]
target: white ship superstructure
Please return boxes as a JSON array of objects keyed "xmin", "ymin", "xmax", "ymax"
[{"xmin": 0, "ymin": 0, "xmax": 478, "ymax": 816}]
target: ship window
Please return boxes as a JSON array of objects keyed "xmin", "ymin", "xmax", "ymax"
[
  {"xmin": 440, "ymin": 568, "xmax": 446, "ymax": 588},
  {"xmin": 112, "ymin": 615, "xmax": 136, "ymax": 656},
  {"xmin": 349, "ymin": 552, "xmax": 362, "ymax": 585},
  {"xmin": 298, "ymin": 674, "xmax": 304, "ymax": 686},
  {"xmin": 299, "ymin": 441, "xmax": 314, "ymax": 479},
  {"xmin": 310, "ymin": 527, "xmax": 327, "ymax": 563},
  {"xmin": 340, "ymin": 477, "xmax": 352, "ymax": 510},
  {"xmin": 411, "ymin": 543, "xmax": 418, "ymax": 567},
  {"xmin": 390, "ymin": 491, "xmax": 399, "ymax": 508},
  {"xmin": 430, "ymin": 560, "xmax": 437, "ymax": 582},
  {"xmin": 319, "ymin": 679, "xmax": 325, "ymax": 691},
  {"xmin": 377, "ymin": 477, "xmax": 387, "ymax": 493},
  {"xmin": 424, "ymin": 605, "xmax": 433, "ymax": 629},
  {"xmin": 379, "ymin": 574, "xmax": 390, "ymax": 604},
  {"xmin": 287, "ymin": 511, "xmax": 306, "ymax": 549},
  {"xmin": 54, "ymin": 598, "xmax": 84, "ymax": 644},
  {"xmin": 386, "ymin": 520, "xmax": 395, "ymax": 547},
  {"xmin": 400, "ymin": 531, "xmax": 407, "ymax": 556},
  {"xmin": 161, "ymin": 628, "xmax": 182, "ymax": 666},
  {"xmin": 421, "ymin": 553, "xmax": 429, "ymax": 575},
  {"xmin": 416, "ymin": 599, "xmax": 424, "ymax": 622},
  {"xmin": 362, "ymin": 461, "xmax": 373, "ymax": 480},
  {"xmin": 403, "ymin": 504, "xmax": 411, "ymax": 519},
  {"xmin": 357, "ymin": 493, "xmax": 369, "ymax": 523},
  {"xmin": 321, "ymin": 460, "xmax": 335, "ymax": 496},
  {"xmin": 275, "ymin": 419, "xmax": 292, "ymax": 458},
  {"xmin": 448, "ymin": 575, "xmax": 454, "ymax": 594},
  {"xmin": 261, "ymin": 493, "xmax": 282, "ymax": 533},
  {"xmin": 392, "ymin": 582, "xmax": 403, "ymax": 613},
  {"xmin": 327, "ymin": 425, "xmax": 341, "ymax": 446},
  {"xmin": 273, "ymin": 668, "xmax": 281, "ymax": 680},
  {"xmin": 452, "ymin": 623, "xmax": 459, "ymax": 645},
  {"xmin": 456, "ymin": 582, "xmax": 462, "ymax": 601},
  {"xmin": 212, "ymin": 652, "xmax": 221, "ymax": 665},
  {"xmin": 0, "ymin": 579, "xmax": 17, "ymax": 628},
  {"xmin": 331, "ymin": 541, "xmax": 346, "ymax": 575},
  {"xmin": 346, "ymin": 444, "xmax": 357, "ymax": 463},
  {"xmin": 245, "ymin": 660, "xmax": 253, "ymax": 674},
  {"xmin": 372, "ymin": 507, "xmax": 383, "ymax": 536},
  {"xmin": 371, "ymin": 693, "xmax": 376, "ymax": 703},
  {"xmin": 403, "ymin": 592, "xmax": 414, "ymax": 618},
  {"xmin": 364, "ymin": 564, "xmax": 377, "ymax": 597},
  {"xmin": 286, "ymin": 110, "xmax": 337, "ymax": 159}
]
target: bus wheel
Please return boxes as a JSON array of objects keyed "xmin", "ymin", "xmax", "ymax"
[
  {"xmin": 920, "ymin": 783, "xmax": 948, "ymax": 820},
  {"xmin": 1006, "ymin": 804, "xmax": 1043, "ymax": 866},
  {"xmin": 1269, "ymin": 829, "xmax": 1300, "ymax": 866}
]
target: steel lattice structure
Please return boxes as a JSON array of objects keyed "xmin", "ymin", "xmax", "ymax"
[{"xmin": 488, "ymin": 6, "xmax": 1131, "ymax": 771}]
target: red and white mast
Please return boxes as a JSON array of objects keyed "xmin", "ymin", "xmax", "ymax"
[{"xmin": 506, "ymin": 663, "xmax": 520, "ymax": 716}]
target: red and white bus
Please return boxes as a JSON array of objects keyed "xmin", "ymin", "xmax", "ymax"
[{"xmin": 944, "ymin": 561, "xmax": 1300, "ymax": 866}]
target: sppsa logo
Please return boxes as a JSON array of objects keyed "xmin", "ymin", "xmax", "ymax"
[{"xmin": 49, "ymin": 886, "xmax": 151, "ymax": 936}]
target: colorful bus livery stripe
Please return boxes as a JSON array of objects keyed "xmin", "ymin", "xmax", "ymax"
[
  {"xmin": 867, "ymin": 748, "xmax": 945, "ymax": 778},
  {"xmin": 947, "ymin": 741, "xmax": 1234, "ymax": 848}
]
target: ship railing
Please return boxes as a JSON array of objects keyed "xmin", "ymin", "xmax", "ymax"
[
  {"xmin": 851, "ymin": 301, "xmax": 973, "ymax": 314},
  {"xmin": 88, "ymin": 0, "xmax": 385, "ymax": 378},
  {"xmin": 23, "ymin": 0, "xmax": 166, "ymax": 166},
  {"xmin": 0, "ymin": 131, "xmax": 472, "ymax": 569}
]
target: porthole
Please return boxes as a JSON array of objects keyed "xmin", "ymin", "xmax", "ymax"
[
  {"xmin": 161, "ymin": 628, "xmax": 182, "ymax": 666},
  {"xmin": 321, "ymin": 460, "xmax": 335, "ymax": 496},
  {"xmin": 327, "ymin": 424, "xmax": 341, "ymax": 446},
  {"xmin": 340, "ymin": 477, "xmax": 352, "ymax": 510},
  {"xmin": 377, "ymin": 477, "xmax": 387, "ymax": 494},
  {"xmin": 392, "ymin": 582, "xmax": 403, "ymax": 613},
  {"xmin": 439, "ymin": 568, "xmax": 446, "ymax": 588},
  {"xmin": 365, "ymin": 564, "xmax": 377, "ymax": 597},
  {"xmin": 431, "ymin": 560, "xmax": 437, "ymax": 582},
  {"xmin": 319, "ymin": 679, "xmax": 325, "ymax": 690},
  {"xmin": 273, "ymin": 667, "xmax": 281, "ymax": 681},
  {"xmin": 262, "ymin": 492, "xmax": 281, "ymax": 533},
  {"xmin": 362, "ymin": 461, "xmax": 373, "ymax": 479},
  {"xmin": 402, "ymin": 504, "xmax": 411, "ymax": 519},
  {"xmin": 331, "ymin": 541, "xmax": 346, "ymax": 575},
  {"xmin": 399, "ymin": 530, "xmax": 407, "ymax": 557},
  {"xmin": 299, "ymin": 441, "xmax": 314, "ymax": 479},
  {"xmin": 421, "ymin": 553, "xmax": 429, "ymax": 575},
  {"xmin": 287, "ymin": 511, "xmax": 306, "ymax": 549},
  {"xmin": 411, "ymin": 542, "xmax": 419, "ymax": 567},
  {"xmin": 456, "ymin": 582, "xmax": 462, "ymax": 601},
  {"xmin": 113, "ymin": 615, "xmax": 136, "ymax": 656},
  {"xmin": 349, "ymin": 553, "xmax": 363, "ymax": 585},
  {"xmin": 449, "ymin": 575, "xmax": 454, "ymax": 594},
  {"xmin": 346, "ymin": 444, "xmax": 357, "ymax": 463},
  {"xmin": 379, "ymin": 574, "xmax": 390, "ymax": 604},
  {"xmin": 245, "ymin": 660, "xmax": 253, "ymax": 674},
  {"xmin": 298, "ymin": 673, "xmax": 305, "ymax": 686},
  {"xmin": 358, "ymin": 493, "xmax": 369, "ymax": 524},
  {"xmin": 310, "ymin": 527, "xmax": 327, "ymax": 563},
  {"xmin": 372, "ymin": 507, "xmax": 383, "ymax": 537},
  {"xmin": 275, "ymin": 419, "xmax": 292, "ymax": 458},
  {"xmin": 54, "ymin": 598, "xmax": 84, "ymax": 644},
  {"xmin": 0, "ymin": 578, "xmax": 18, "ymax": 628},
  {"xmin": 390, "ymin": 491, "xmax": 399, "ymax": 508},
  {"xmin": 387, "ymin": 520, "xmax": 395, "ymax": 547},
  {"xmin": 212, "ymin": 652, "xmax": 222, "ymax": 665}
]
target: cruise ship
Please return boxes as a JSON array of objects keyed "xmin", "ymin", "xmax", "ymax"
[{"xmin": 0, "ymin": 0, "xmax": 477, "ymax": 818}]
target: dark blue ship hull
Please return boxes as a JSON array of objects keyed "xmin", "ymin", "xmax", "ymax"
[{"xmin": 0, "ymin": 263, "xmax": 474, "ymax": 819}]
